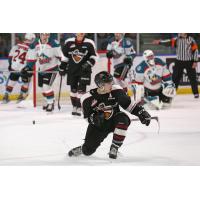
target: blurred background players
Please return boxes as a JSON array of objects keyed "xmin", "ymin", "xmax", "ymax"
[
  {"xmin": 68, "ymin": 71, "xmax": 151, "ymax": 159},
  {"xmin": 2, "ymin": 33, "xmax": 36, "ymax": 104},
  {"xmin": 21, "ymin": 33, "xmax": 63, "ymax": 112},
  {"xmin": 59, "ymin": 33, "xmax": 98, "ymax": 116},
  {"xmin": 153, "ymin": 33, "xmax": 199, "ymax": 98},
  {"xmin": 132, "ymin": 50, "xmax": 176, "ymax": 109},
  {"xmin": 106, "ymin": 33, "xmax": 136, "ymax": 92}
]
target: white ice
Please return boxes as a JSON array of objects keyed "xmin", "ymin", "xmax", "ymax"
[{"xmin": 0, "ymin": 94, "xmax": 200, "ymax": 166}]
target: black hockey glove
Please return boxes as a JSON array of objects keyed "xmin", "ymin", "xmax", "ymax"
[
  {"xmin": 123, "ymin": 56, "xmax": 133, "ymax": 66},
  {"xmin": 106, "ymin": 51, "xmax": 113, "ymax": 59},
  {"xmin": 59, "ymin": 62, "xmax": 69, "ymax": 76},
  {"xmin": 88, "ymin": 111, "xmax": 105, "ymax": 128},
  {"xmin": 82, "ymin": 62, "xmax": 92, "ymax": 73},
  {"xmin": 133, "ymin": 105, "xmax": 151, "ymax": 126},
  {"xmin": 21, "ymin": 66, "xmax": 32, "ymax": 78}
]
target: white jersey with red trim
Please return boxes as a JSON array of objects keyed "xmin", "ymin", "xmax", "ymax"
[
  {"xmin": 134, "ymin": 57, "xmax": 173, "ymax": 90},
  {"xmin": 26, "ymin": 38, "xmax": 63, "ymax": 71},
  {"xmin": 8, "ymin": 43, "xmax": 30, "ymax": 71},
  {"xmin": 107, "ymin": 38, "xmax": 136, "ymax": 68}
]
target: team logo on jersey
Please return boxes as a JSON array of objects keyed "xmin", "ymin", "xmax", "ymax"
[
  {"xmin": 38, "ymin": 53, "xmax": 52, "ymax": 64},
  {"xmin": 145, "ymin": 68, "xmax": 162, "ymax": 85},
  {"xmin": 69, "ymin": 49, "xmax": 88, "ymax": 63},
  {"xmin": 94, "ymin": 102, "xmax": 118, "ymax": 120}
]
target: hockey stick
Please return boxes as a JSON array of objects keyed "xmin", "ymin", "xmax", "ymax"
[
  {"xmin": 58, "ymin": 75, "xmax": 63, "ymax": 110},
  {"xmin": 131, "ymin": 116, "xmax": 160, "ymax": 134},
  {"xmin": 120, "ymin": 65, "xmax": 129, "ymax": 80}
]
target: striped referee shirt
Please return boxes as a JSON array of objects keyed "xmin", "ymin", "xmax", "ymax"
[{"xmin": 159, "ymin": 35, "xmax": 199, "ymax": 62}]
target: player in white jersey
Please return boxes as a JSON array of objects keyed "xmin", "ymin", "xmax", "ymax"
[
  {"xmin": 2, "ymin": 33, "xmax": 36, "ymax": 104},
  {"xmin": 21, "ymin": 33, "xmax": 63, "ymax": 112},
  {"xmin": 106, "ymin": 33, "xmax": 136, "ymax": 92},
  {"xmin": 132, "ymin": 50, "xmax": 176, "ymax": 109}
]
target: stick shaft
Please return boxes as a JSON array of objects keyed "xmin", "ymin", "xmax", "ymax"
[{"xmin": 131, "ymin": 116, "xmax": 160, "ymax": 134}]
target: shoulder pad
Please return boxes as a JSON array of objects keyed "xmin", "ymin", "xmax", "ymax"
[
  {"xmin": 135, "ymin": 61, "xmax": 147, "ymax": 73},
  {"xmin": 155, "ymin": 57, "xmax": 166, "ymax": 66},
  {"xmin": 123, "ymin": 38, "xmax": 133, "ymax": 48},
  {"xmin": 64, "ymin": 37, "xmax": 75, "ymax": 44},
  {"xmin": 84, "ymin": 38, "xmax": 96, "ymax": 49},
  {"xmin": 48, "ymin": 39, "xmax": 60, "ymax": 47},
  {"xmin": 29, "ymin": 39, "xmax": 39, "ymax": 49},
  {"xmin": 80, "ymin": 91, "xmax": 92, "ymax": 104}
]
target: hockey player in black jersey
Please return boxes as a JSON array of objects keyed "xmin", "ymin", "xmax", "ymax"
[
  {"xmin": 68, "ymin": 71, "xmax": 151, "ymax": 159},
  {"xmin": 59, "ymin": 33, "xmax": 98, "ymax": 116}
]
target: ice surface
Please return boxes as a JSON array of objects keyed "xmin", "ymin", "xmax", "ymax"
[{"xmin": 0, "ymin": 95, "xmax": 200, "ymax": 166}]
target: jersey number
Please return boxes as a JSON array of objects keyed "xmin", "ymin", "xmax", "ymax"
[{"xmin": 13, "ymin": 50, "xmax": 27, "ymax": 64}]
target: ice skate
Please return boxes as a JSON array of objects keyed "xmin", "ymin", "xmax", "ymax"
[
  {"xmin": 46, "ymin": 102, "xmax": 54, "ymax": 112},
  {"xmin": 72, "ymin": 107, "xmax": 77, "ymax": 115},
  {"xmin": 109, "ymin": 144, "xmax": 119, "ymax": 159},
  {"xmin": 68, "ymin": 146, "xmax": 82, "ymax": 157},
  {"xmin": 76, "ymin": 107, "xmax": 82, "ymax": 116},
  {"xmin": 16, "ymin": 93, "xmax": 27, "ymax": 104},
  {"xmin": 2, "ymin": 93, "xmax": 10, "ymax": 104}
]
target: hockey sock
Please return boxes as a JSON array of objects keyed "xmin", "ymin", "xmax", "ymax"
[
  {"xmin": 6, "ymin": 85, "xmax": 13, "ymax": 94},
  {"xmin": 112, "ymin": 124, "xmax": 128, "ymax": 147},
  {"xmin": 20, "ymin": 85, "xmax": 28, "ymax": 95},
  {"xmin": 70, "ymin": 92, "xmax": 78, "ymax": 107},
  {"xmin": 77, "ymin": 92, "xmax": 85, "ymax": 108},
  {"xmin": 44, "ymin": 90, "xmax": 54, "ymax": 104}
]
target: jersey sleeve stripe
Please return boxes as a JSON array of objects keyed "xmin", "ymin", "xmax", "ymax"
[{"xmin": 126, "ymin": 98, "xmax": 137, "ymax": 113}]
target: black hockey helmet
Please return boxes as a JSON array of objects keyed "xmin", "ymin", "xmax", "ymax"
[{"xmin": 94, "ymin": 71, "xmax": 113, "ymax": 87}]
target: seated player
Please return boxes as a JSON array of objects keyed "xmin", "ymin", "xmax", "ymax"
[
  {"xmin": 2, "ymin": 33, "xmax": 36, "ymax": 104},
  {"xmin": 132, "ymin": 50, "xmax": 176, "ymax": 109},
  {"xmin": 68, "ymin": 71, "xmax": 151, "ymax": 159}
]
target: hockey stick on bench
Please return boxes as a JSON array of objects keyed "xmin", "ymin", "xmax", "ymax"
[{"xmin": 131, "ymin": 116, "xmax": 160, "ymax": 134}]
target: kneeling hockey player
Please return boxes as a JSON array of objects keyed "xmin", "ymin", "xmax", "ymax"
[
  {"xmin": 132, "ymin": 50, "xmax": 176, "ymax": 109},
  {"xmin": 68, "ymin": 71, "xmax": 151, "ymax": 159}
]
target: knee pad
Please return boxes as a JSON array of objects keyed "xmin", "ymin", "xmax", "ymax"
[
  {"xmin": 78, "ymin": 84, "xmax": 86, "ymax": 93},
  {"xmin": 42, "ymin": 84, "xmax": 52, "ymax": 93},
  {"xmin": 82, "ymin": 145, "xmax": 96, "ymax": 156},
  {"xmin": 7, "ymin": 79, "xmax": 16, "ymax": 87},
  {"xmin": 71, "ymin": 88, "xmax": 77, "ymax": 93},
  {"xmin": 114, "ymin": 112, "xmax": 131, "ymax": 127},
  {"xmin": 161, "ymin": 95, "xmax": 172, "ymax": 104}
]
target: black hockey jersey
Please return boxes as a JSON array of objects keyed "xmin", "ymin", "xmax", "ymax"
[
  {"xmin": 81, "ymin": 84, "xmax": 137, "ymax": 120},
  {"xmin": 62, "ymin": 37, "xmax": 98, "ymax": 75}
]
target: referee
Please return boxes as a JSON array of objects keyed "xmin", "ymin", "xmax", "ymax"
[{"xmin": 153, "ymin": 33, "xmax": 199, "ymax": 98}]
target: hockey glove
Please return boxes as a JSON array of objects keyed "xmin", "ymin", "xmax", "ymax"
[
  {"xmin": 133, "ymin": 105, "xmax": 151, "ymax": 126},
  {"xmin": 21, "ymin": 66, "xmax": 32, "ymax": 78},
  {"xmin": 106, "ymin": 51, "xmax": 113, "ymax": 59},
  {"xmin": 59, "ymin": 62, "xmax": 69, "ymax": 76},
  {"xmin": 82, "ymin": 62, "xmax": 92, "ymax": 73},
  {"xmin": 88, "ymin": 111, "xmax": 105, "ymax": 128},
  {"xmin": 123, "ymin": 56, "xmax": 133, "ymax": 66}
]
